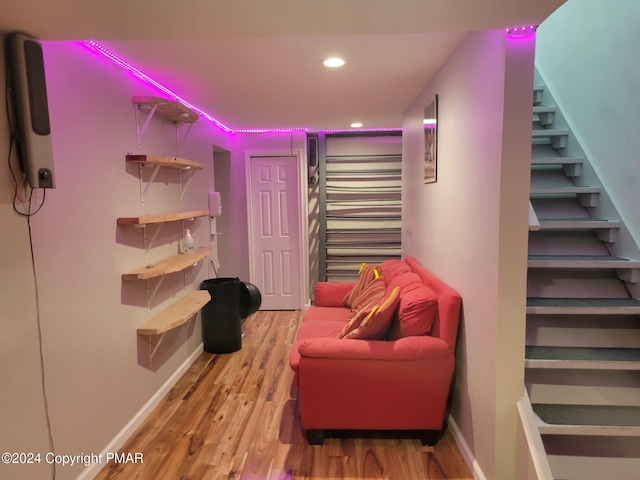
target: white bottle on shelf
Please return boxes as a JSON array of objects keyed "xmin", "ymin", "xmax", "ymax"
[{"xmin": 184, "ymin": 229, "xmax": 195, "ymax": 254}]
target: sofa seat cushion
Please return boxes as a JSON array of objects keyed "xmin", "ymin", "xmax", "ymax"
[
  {"xmin": 303, "ymin": 306, "xmax": 352, "ymax": 323},
  {"xmin": 296, "ymin": 318, "xmax": 346, "ymax": 341}
]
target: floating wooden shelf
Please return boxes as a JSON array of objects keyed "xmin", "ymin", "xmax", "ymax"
[
  {"xmin": 132, "ymin": 96, "xmax": 198, "ymax": 124},
  {"xmin": 117, "ymin": 210, "xmax": 208, "ymax": 226},
  {"xmin": 126, "ymin": 154, "xmax": 205, "ymax": 171},
  {"xmin": 122, "ymin": 247, "xmax": 211, "ymax": 281},
  {"xmin": 137, "ymin": 290, "xmax": 210, "ymax": 335}
]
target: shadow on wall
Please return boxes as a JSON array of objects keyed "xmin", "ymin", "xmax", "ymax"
[{"xmin": 137, "ymin": 323, "xmax": 197, "ymax": 371}]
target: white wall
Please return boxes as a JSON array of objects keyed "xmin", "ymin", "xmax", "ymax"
[
  {"xmin": 403, "ymin": 30, "xmax": 534, "ymax": 480},
  {"xmin": 0, "ymin": 38, "xmax": 228, "ymax": 480},
  {"xmin": 536, "ymin": 0, "xmax": 640, "ymax": 247},
  {"xmin": 216, "ymin": 132, "xmax": 310, "ymax": 303}
]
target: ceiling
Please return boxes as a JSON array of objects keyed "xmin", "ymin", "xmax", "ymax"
[{"xmin": 2, "ymin": 0, "xmax": 566, "ymax": 131}]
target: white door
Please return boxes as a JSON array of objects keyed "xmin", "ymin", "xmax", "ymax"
[{"xmin": 249, "ymin": 156, "xmax": 301, "ymax": 310}]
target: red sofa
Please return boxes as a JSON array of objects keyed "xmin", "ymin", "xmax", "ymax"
[{"xmin": 289, "ymin": 256, "xmax": 462, "ymax": 445}]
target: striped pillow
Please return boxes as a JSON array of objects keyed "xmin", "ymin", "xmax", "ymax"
[
  {"xmin": 341, "ymin": 287, "xmax": 401, "ymax": 340},
  {"xmin": 343, "ymin": 263, "xmax": 380, "ymax": 307},
  {"xmin": 348, "ymin": 277, "xmax": 386, "ymax": 316},
  {"xmin": 338, "ymin": 302, "xmax": 374, "ymax": 338}
]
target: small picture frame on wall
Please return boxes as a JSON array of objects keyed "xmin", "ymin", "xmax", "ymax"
[{"xmin": 424, "ymin": 94, "xmax": 438, "ymax": 184}]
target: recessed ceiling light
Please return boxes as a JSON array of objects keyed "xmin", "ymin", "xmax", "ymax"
[
  {"xmin": 350, "ymin": 122, "xmax": 363, "ymax": 128},
  {"xmin": 323, "ymin": 57, "xmax": 346, "ymax": 68}
]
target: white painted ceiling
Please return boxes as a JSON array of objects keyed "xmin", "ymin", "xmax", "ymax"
[{"xmin": 2, "ymin": 0, "xmax": 565, "ymax": 131}]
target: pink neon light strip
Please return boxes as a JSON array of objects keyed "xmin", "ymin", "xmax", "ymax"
[
  {"xmin": 81, "ymin": 40, "xmax": 399, "ymax": 134},
  {"xmin": 82, "ymin": 40, "xmax": 233, "ymax": 132},
  {"xmin": 505, "ymin": 25, "xmax": 537, "ymax": 36}
]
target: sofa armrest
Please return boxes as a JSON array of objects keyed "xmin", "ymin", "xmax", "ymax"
[
  {"xmin": 298, "ymin": 335, "xmax": 452, "ymax": 362},
  {"xmin": 313, "ymin": 281, "xmax": 355, "ymax": 307}
]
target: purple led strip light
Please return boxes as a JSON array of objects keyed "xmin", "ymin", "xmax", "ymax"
[
  {"xmin": 83, "ymin": 40, "xmax": 233, "ymax": 132},
  {"xmin": 505, "ymin": 25, "xmax": 537, "ymax": 36},
  {"xmin": 82, "ymin": 40, "xmax": 399, "ymax": 134}
]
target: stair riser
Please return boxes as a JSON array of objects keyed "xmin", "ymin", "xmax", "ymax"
[
  {"xmin": 526, "ymin": 370, "xmax": 640, "ymax": 406},
  {"xmin": 528, "ymin": 260, "xmax": 640, "ymax": 269},
  {"xmin": 526, "ymin": 325, "xmax": 640, "ymax": 349},
  {"xmin": 529, "ymin": 230, "xmax": 610, "ymax": 256},
  {"xmin": 548, "ymin": 455, "xmax": 640, "ymax": 480},
  {"xmin": 527, "ymin": 270, "xmax": 630, "ymax": 299},
  {"xmin": 545, "ymin": 435, "xmax": 640, "ymax": 480}
]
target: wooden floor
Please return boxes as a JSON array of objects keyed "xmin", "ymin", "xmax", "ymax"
[{"xmin": 95, "ymin": 310, "xmax": 472, "ymax": 480}]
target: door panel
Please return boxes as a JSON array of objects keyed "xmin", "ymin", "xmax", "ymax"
[{"xmin": 250, "ymin": 156, "xmax": 301, "ymax": 310}]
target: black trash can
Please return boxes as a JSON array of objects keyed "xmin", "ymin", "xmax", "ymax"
[
  {"xmin": 200, "ymin": 278, "xmax": 242, "ymax": 354},
  {"xmin": 239, "ymin": 281, "xmax": 262, "ymax": 319}
]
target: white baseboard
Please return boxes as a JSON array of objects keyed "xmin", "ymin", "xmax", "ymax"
[
  {"xmin": 77, "ymin": 344, "xmax": 204, "ymax": 480},
  {"xmin": 448, "ymin": 415, "xmax": 488, "ymax": 480}
]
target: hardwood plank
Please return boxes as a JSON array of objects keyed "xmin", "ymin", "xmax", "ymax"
[{"xmin": 94, "ymin": 310, "xmax": 473, "ymax": 480}]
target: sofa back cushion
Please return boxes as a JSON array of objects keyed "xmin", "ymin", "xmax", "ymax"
[
  {"xmin": 386, "ymin": 284, "xmax": 439, "ymax": 340},
  {"xmin": 339, "ymin": 287, "xmax": 401, "ymax": 340},
  {"xmin": 343, "ymin": 263, "xmax": 380, "ymax": 307},
  {"xmin": 379, "ymin": 259, "xmax": 411, "ymax": 285},
  {"xmin": 387, "ymin": 271, "xmax": 422, "ymax": 292},
  {"xmin": 404, "ymin": 256, "xmax": 462, "ymax": 350}
]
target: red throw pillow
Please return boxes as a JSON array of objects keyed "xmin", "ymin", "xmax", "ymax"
[
  {"xmin": 387, "ymin": 284, "xmax": 439, "ymax": 340},
  {"xmin": 348, "ymin": 277, "xmax": 386, "ymax": 315},
  {"xmin": 343, "ymin": 263, "xmax": 380, "ymax": 307},
  {"xmin": 342, "ymin": 287, "xmax": 401, "ymax": 340}
]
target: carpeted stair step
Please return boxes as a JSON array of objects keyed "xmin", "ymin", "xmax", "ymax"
[
  {"xmin": 527, "ymin": 297, "xmax": 640, "ymax": 315},
  {"xmin": 534, "ymin": 404, "xmax": 640, "ymax": 436},
  {"xmin": 537, "ymin": 218, "xmax": 621, "ymax": 231},
  {"xmin": 525, "ymin": 346, "xmax": 640, "ymax": 370},
  {"xmin": 531, "ymin": 156, "xmax": 584, "ymax": 167},
  {"xmin": 532, "ymin": 129, "xmax": 569, "ymax": 138},
  {"xmin": 530, "ymin": 186, "xmax": 600, "ymax": 195},
  {"xmin": 528, "ymin": 255, "xmax": 640, "ymax": 270},
  {"xmin": 536, "ymin": 218, "xmax": 621, "ymax": 242}
]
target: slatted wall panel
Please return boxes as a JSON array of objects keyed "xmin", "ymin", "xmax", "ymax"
[{"xmin": 320, "ymin": 134, "xmax": 402, "ymax": 282}]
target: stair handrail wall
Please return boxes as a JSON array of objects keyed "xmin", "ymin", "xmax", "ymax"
[
  {"xmin": 534, "ymin": 67, "xmax": 640, "ymax": 298},
  {"xmin": 516, "ymin": 388, "xmax": 554, "ymax": 480}
]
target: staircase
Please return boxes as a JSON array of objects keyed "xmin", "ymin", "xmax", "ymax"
[{"xmin": 526, "ymin": 80, "xmax": 640, "ymax": 479}]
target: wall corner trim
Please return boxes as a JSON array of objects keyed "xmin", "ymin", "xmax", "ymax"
[{"xmin": 77, "ymin": 344, "xmax": 204, "ymax": 480}]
